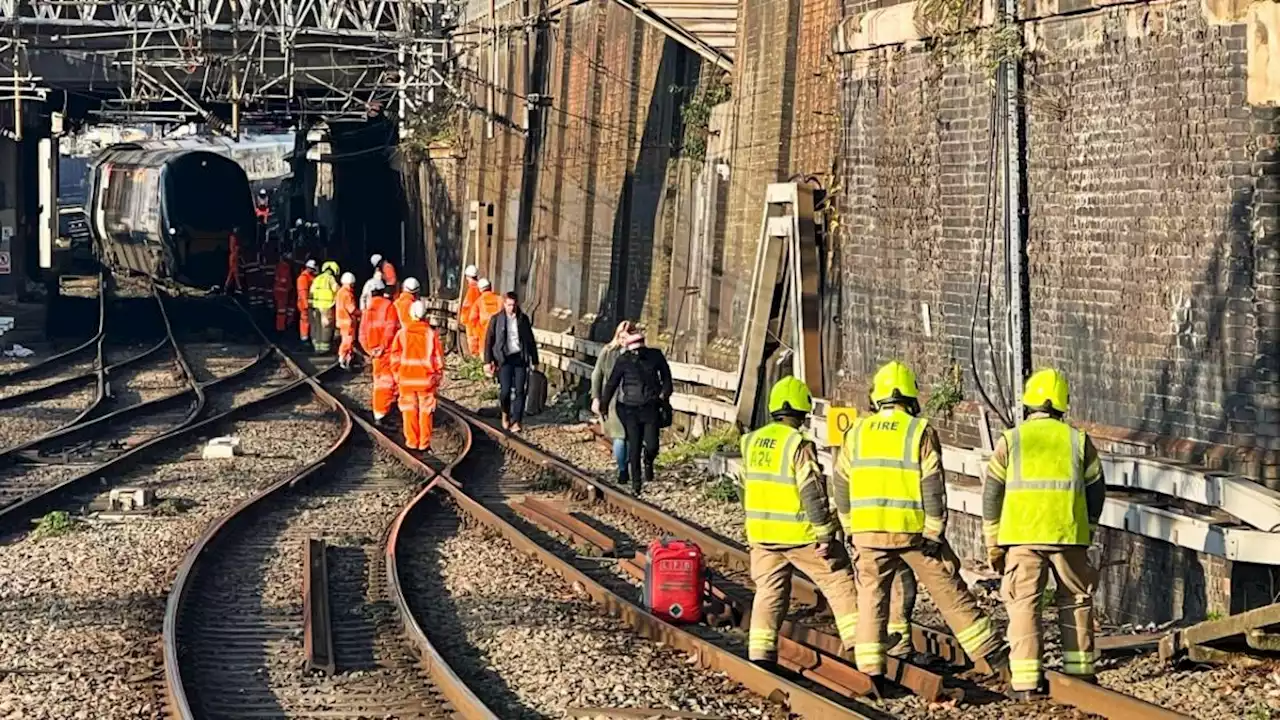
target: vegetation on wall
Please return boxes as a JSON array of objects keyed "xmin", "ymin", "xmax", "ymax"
[
  {"xmin": 915, "ymin": 0, "xmax": 1024, "ymax": 80},
  {"xmin": 671, "ymin": 80, "xmax": 732, "ymax": 164},
  {"xmin": 400, "ymin": 90, "xmax": 461, "ymax": 160},
  {"xmin": 923, "ymin": 362, "xmax": 965, "ymax": 419}
]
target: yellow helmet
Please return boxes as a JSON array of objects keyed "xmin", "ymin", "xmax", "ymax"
[
  {"xmin": 1023, "ymin": 368, "xmax": 1069, "ymax": 413},
  {"xmin": 321, "ymin": 260, "xmax": 340, "ymax": 275},
  {"xmin": 870, "ymin": 361, "xmax": 918, "ymax": 405},
  {"xmin": 768, "ymin": 376, "xmax": 813, "ymax": 415}
]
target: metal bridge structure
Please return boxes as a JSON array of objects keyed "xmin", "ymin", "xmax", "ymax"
[{"xmin": 0, "ymin": 0, "xmax": 452, "ymax": 126}]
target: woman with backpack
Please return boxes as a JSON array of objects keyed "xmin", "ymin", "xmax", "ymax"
[{"xmin": 600, "ymin": 330, "xmax": 673, "ymax": 494}]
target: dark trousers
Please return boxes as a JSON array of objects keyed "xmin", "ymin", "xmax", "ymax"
[
  {"xmin": 497, "ymin": 355, "xmax": 528, "ymax": 423},
  {"xmin": 617, "ymin": 402, "xmax": 659, "ymax": 484}
]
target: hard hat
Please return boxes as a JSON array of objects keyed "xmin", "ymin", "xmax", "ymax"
[
  {"xmin": 304, "ymin": 259, "xmax": 318, "ymax": 271},
  {"xmin": 478, "ymin": 277, "xmax": 492, "ymax": 290},
  {"xmin": 258, "ymin": 188, "xmax": 267, "ymax": 196},
  {"xmin": 768, "ymin": 376, "xmax": 814, "ymax": 415},
  {"xmin": 295, "ymin": 219, "xmax": 304, "ymax": 227},
  {"xmin": 870, "ymin": 361, "xmax": 918, "ymax": 405},
  {"xmin": 371, "ymin": 253, "xmax": 383, "ymax": 267},
  {"xmin": 410, "ymin": 299, "xmax": 428, "ymax": 321},
  {"xmin": 464, "ymin": 264, "xmax": 479, "ymax": 278},
  {"xmin": 1023, "ymin": 368, "xmax": 1070, "ymax": 413},
  {"xmin": 369, "ymin": 278, "xmax": 387, "ymax": 292},
  {"xmin": 403, "ymin": 277, "xmax": 421, "ymax": 293},
  {"xmin": 322, "ymin": 261, "xmax": 339, "ymax": 275},
  {"xmin": 340, "ymin": 272, "xmax": 355, "ymax": 286}
]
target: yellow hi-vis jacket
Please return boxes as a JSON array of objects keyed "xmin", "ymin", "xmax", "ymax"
[
  {"xmin": 836, "ymin": 407, "xmax": 928, "ymax": 535},
  {"xmin": 997, "ymin": 418, "xmax": 1090, "ymax": 545},
  {"xmin": 310, "ymin": 271, "xmax": 339, "ymax": 311},
  {"xmin": 739, "ymin": 422, "xmax": 828, "ymax": 545}
]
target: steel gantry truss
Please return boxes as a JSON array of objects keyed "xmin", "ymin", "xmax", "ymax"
[{"xmin": 0, "ymin": 0, "xmax": 453, "ymax": 124}]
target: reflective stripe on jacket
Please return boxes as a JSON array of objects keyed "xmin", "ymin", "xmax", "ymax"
[
  {"xmin": 359, "ymin": 296, "xmax": 400, "ymax": 356},
  {"xmin": 390, "ymin": 322, "xmax": 444, "ymax": 393},
  {"xmin": 837, "ymin": 407, "xmax": 928, "ymax": 535},
  {"xmin": 310, "ymin": 272, "xmax": 339, "ymax": 310},
  {"xmin": 468, "ymin": 290, "xmax": 501, "ymax": 330},
  {"xmin": 997, "ymin": 418, "xmax": 1090, "ymax": 545},
  {"xmin": 740, "ymin": 423, "xmax": 820, "ymax": 545},
  {"xmin": 459, "ymin": 279, "xmax": 480, "ymax": 328}
]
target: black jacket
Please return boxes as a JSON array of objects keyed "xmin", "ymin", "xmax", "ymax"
[
  {"xmin": 601, "ymin": 347, "xmax": 673, "ymax": 410},
  {"xmin": 483, "ymin": 310, "xmax": 539, "ymax": 366}
]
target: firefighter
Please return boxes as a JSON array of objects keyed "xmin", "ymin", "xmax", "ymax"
[
  {"xmin": 459, "ymin": 264, "xmax": 481, "ymax": 356},
  {"xmin": 360, "ymin": 280, "xmax": 401, "ymax": 424},
  {"xmin": 395, "ymin": 277, "xmax": 421, "ymax": 325},
  {"xmin": 336, "ymin": 272, "xmax": 360, "ymax": 369},
  {"xmin": 984, "ymin": 369, "xmax": 1104, "ymax": 699},
  {"xmin": 390, "ymin": 300, "xmax": 445, "ymax": 451},
  {"xmin": 834, "ymin": 362, "xmax": 1008, "ymax": 685},
  {"xmin": 739, "ymin": 376, "xmax": 861, "ymax": 670},
  {"xmin": 468, "ymin": 278, "xmax": 502, "ymax": 341},
  {"xmin": 274, "ymin": 252, "xmax": 294, "ymax": 333},
  {"xmin": 372, "ymin": 253, "xmax": 398, "ymax": 287},
  {"xmin": 295, "ymin": 259, "xmax": 318, "ymax": 346},
  {"xmin": 309, "ymin": 261, "xmax": 341, "ymax": 354}
]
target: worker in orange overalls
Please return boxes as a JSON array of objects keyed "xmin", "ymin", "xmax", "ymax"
[
  {"xmin": 390, "ymin": 300, "xmax": 445, "ymax": 451},
  {"xmin": 224, "ymin": 228, "xmax": 243, "ymax": 293},
  {"xmin": 336, "ymin": 272, "xmax": 360, "ymax": 370},
  {"xmin": 372, "ymin": 253, "xmax": 398, "ymax": 287},
  {"xmin": 459, "ymin": 264, "xmax": 481, "ymax": 356},
  {"xmin": 295, "ymin": 259, "xmax": 318, "ymax": 345},
  {"xmin": 395, "ymin": 277, "xmax": 421, "ymax": 325},
  {"xmin": 360, "ymin": 280, "xmax": 401, "ymax": 424},
  {"xmin": 468, "ymin": 278, "xmax": 502, "ymax": 344},
  {"xmin": 274, "ymin": 252, "xmax": 294, "ymax": 333}
]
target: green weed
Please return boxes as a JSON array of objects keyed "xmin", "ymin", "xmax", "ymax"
[
  {"xmin": 702, "ymin": 477, "xmax": 740, "ymax": 504},
  {"xmin": 479, "ymin": 386, "xmax": 499, "ymax": 402},
  {"xmin": 31, "ymin": 511, "xmax": 78, "ymax": 539},
  {"xmin": 1246, "ymin": 703, "xmax": 1272, "ymax": 720},
  {"xmin": 656, "ymin": 424, "xmax": 740, "ymax": 470},
  {"xmin": 457, "ymin": 357, "xmax": 489, "ymax": 383}
]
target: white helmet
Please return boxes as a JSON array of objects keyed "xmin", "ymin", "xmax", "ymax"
[
  {"xmin": 478, "ymin": 277, "xmax": 492, "ymax": 291},
  {"xmin": 340, "ymin": 272, "xmax": 355, "ymax": 286},
  {"xmin": 464, "ymin": 264, "xmax": 479, "ymax": 278},
  {"xmin": 410, "ymin": 299, "xmax": 428, "ymax": 321},
  {"xmin": 304, "ymin": 259, "xmax": 318, "ymax": 271},
  {"xmin": 370, "ymin": 253, "xmax": 383, "ymax": 267},
  {"xmin": 295, "ymin": 218, "xmax": 304, "ymax": 227},
  {"xmin": 402, "ymin": 277, "xmax": 421, "ymax": 293}
]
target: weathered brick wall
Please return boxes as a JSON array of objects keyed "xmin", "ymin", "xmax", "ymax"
[{"xmin": 837, "ymin": 0, "xmax": 1280, "ymax": 475}]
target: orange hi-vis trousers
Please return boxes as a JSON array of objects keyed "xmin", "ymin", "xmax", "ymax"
[
  {"xmin": 371, "ymin": 355, "xmax": 397, "ymax": 419},
  {"xmin": 399, "ymin": 389, "xmax": 438, "ymax": 450},
  {"xmin": 339, "ymin": 330, "xmax": 356, "ymax": 366}
]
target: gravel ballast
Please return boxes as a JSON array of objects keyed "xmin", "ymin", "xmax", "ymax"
[{"xmin": 0, "ymin": 393, "xmax": 342, "ymax": 720}]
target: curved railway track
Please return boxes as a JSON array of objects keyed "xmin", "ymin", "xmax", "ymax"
[{"xmin": 429, "ymin": 395, "xmax": 1193, "ymax": 720}]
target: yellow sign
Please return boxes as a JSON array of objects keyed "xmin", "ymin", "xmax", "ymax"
[{"xmin": 826, "ymin": 406, "xmax": 858, "ymax": 447}]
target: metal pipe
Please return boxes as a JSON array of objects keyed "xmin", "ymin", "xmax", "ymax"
[{"xmin": 1000, "ymin": 0, "xmax": 1028, "ymax": 421}]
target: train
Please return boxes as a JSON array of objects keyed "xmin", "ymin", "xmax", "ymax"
[{"xmin": 85, "ymin": 134, "xmax": 296, "ymax": 289}]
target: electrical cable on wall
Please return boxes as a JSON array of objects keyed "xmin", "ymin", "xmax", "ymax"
[{"xmin": 970, "ymin": 87, "xmax": 1014, "ymax": 429}]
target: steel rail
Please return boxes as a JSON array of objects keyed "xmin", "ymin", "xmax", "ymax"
[
  {"xmin": 161, "ymin": 305, "xmax": 494, "ymax": 720},
  {"xmin": 0, "ymin": 273, "xmax": 105, "ymax": 384},
  {"xmin": 0, "ymin": 295, "xmax": 278, "ymax": 528},
  {"xmin": 406, "ymin": 400, "xmax": 891, "ymax": 720},
  {"xmin": 435, "ymin": 397, "xmax": 1190, "ymax": 720},
  {"xmin": 161, "ymin": 365, "xmax": 352, "ymax": 719}
]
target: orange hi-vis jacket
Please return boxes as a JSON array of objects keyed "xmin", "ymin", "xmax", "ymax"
[
  {"xmin": 468, "ymin": 289, "xmax": 502, "ymax": 333},
  {"xmin": 394, "ymin": 291, "xmax": 417, "ymax": 326},
  {"xmin": 359, "ymin": 295, "xmax": 401, "ymax": 356},
  {"xmin": 390, "ymin": 322, "xmax": 444, "ymax": 393},
  {"xmin": 380, "ymin": 261, "xmax": 398, "ymax": 287},
  {"xmin": 296, "ymin": 269, "xmax": 315, "ymax": 313},
  {"xmin": 274, "ymin": 260, "xmax": 293, "ymax": 299},
  {"xmin": 336, "ymin": 285, "xmax": 358, "ymax": 333},
  {"xmin": 459, "ymin": 278, "xmax": 480, "ymax": 329}
]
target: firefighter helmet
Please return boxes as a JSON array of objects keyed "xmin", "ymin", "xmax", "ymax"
[
  {"xmin": 1023, "ymin": 368, "xmax": 1070, "ymax": 413},
  {"xmin": 768, "ymin": 376, "xmax": 814, "ymax": 416},
  {"xmin": 870, "ymin": 361, "xmax": 918, "ymax": 405}
]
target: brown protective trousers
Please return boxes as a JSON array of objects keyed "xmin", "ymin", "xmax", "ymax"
[
  {"xmin": 854, "ymin": 541, "xmax": 1000, "ymax": 676},
  {"xmin": 748, "ymin": 544, "xmax": 861, "ymax": 662},
  {"xmin": 1002, "ymin": 545, "xmax": 1097, "ymax": 691}
]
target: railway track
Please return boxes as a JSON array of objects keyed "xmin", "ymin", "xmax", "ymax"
[{"xmin": 428, "ymin": 394, "xmax": 1193, "ymax": 720}]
